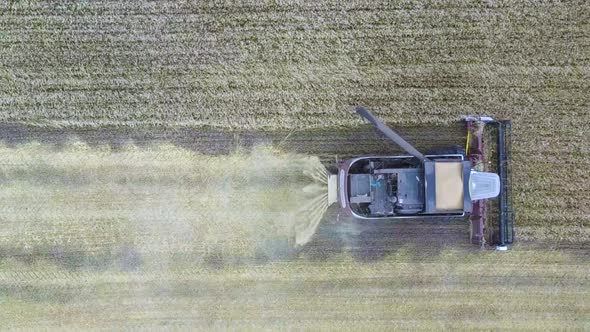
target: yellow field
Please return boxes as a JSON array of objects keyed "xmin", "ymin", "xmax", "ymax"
[{"xmin": 0, "ymin": 0, "xmax": 589, "ymax": 329}]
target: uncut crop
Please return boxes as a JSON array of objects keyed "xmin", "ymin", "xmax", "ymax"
[{"xmin": 0, "ymin": 1, "xmax": 587, "ymax": 128}]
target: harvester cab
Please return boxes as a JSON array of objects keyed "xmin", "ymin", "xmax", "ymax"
[{"xmin": 327, "ymin": 107, "xmax": 514, "ymax": 248}]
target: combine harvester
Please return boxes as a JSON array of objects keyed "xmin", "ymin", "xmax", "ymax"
[{"xmin": 326, "ymin": 107, "xmax": 514, "ymax": 250}]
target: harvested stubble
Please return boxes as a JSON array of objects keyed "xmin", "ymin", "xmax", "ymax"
[{"xmin": 0, "ymin": 247, "xmax": 588, "ymax": 330}]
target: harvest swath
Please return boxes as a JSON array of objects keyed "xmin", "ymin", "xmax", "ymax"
[
  {"xmin": 0, "ymin": 143, "xmax": 331, "ymax": 261},
  {"xmin": 0, "ymin": 0, "xmax": 589, "ymax": 329}
]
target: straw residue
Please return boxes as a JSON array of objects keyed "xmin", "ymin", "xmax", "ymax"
[{"xmin": 0, "ymin": 142, "xmax": 330, "ymax": 269}]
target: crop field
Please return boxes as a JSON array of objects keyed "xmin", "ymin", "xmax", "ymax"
[{"xmin": 0, "ymin": 0, "xmax": 589, "ymax": 330}]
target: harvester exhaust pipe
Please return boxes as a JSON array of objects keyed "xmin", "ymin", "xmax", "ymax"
[{"xmin": 355, "ymin": 106, "xmax": 429, "ymax": 162}]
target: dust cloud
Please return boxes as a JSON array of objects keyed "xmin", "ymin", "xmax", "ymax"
[{"xmin": 0, "ymin": 142, "xmax": 331, "ymax": 270}]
